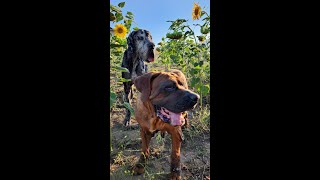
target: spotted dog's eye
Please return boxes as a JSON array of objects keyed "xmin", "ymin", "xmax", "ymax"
[{"xmin": 138, "ymin": 36, "xmax": 144, "ymax": 40}]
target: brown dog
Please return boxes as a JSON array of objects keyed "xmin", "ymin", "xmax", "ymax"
[{"xmin": 133, "ymin": 69, "xmax": 199, "ymax": 179}]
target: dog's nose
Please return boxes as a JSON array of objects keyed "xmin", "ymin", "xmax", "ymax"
[
  {"xmin": 188, "ymin": 93, "xmax": 200, "ymax": 102},
  {"xmin": 149, "ymin": 43, "xmax": 155, "ymax": 49}
]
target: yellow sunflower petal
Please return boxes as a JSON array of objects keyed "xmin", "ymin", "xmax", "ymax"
[{"xmin": 113, "ymin": 24, "xmax": 128, "ymax": 38}]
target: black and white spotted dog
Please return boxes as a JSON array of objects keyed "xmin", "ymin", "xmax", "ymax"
[{"xmin": 121, "ymin": 29, "xmax": 155, "ymax": 126}]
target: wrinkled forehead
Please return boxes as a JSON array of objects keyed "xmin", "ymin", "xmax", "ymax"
[{"xmin": 152, "ymin": 72, "xmax": 188, "ymax": 89}]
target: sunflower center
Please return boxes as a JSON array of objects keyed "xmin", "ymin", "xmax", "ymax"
[
  {"xmin": 195, "ymin": 8, "xmax": 199, "ymax": 15},
  {"xmin": 117, "ymin": 28, "xmax": 123, "ymax": 33}
]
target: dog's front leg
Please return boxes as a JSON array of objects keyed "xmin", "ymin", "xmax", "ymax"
[
  {"xmin": 170, "ymin": 127, "xmax": 183, "ymax": 180},
  {"xmin": 123, "ymin": 82, "xmax": 132, "ymax": 126},
  {"xmin": 133, "ymin": 128, "xmax": 152, "ymax": 175}
]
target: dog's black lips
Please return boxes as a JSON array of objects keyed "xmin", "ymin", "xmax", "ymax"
[
  {"xmin": 154, "ymin": 105, "xmax": 171, "ymax": 123},
  {"xmin": 154, "ymin": 105, "xmax": 187, "ymax": 115}
]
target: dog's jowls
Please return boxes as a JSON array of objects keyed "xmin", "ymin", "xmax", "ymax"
[
  {"xmin": 133, "ymin": 70, "xmax": 199, "ymax": 180},
  {"xmin": 121, "ymin": 29, "xmax": 155, "ymax": 126}
]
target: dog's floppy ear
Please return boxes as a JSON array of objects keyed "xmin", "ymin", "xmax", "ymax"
[
  {"xmin": 134, "ymin": 72, "xmax": 160, "ymax": 102},
  {"xmin": 126, "ymin": 30, "xmax": 138, "ymax": 56}
]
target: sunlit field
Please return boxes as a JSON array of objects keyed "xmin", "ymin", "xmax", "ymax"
[{"xmin": 110, "ymin": 1, "xmax": 211, "ymax": 179}]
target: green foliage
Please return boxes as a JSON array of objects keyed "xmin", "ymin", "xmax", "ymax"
[
  {"xmin": 110, "ymin": 3, "xmax": 211, "ymax": 177},
  {"xmin": 110, "ymin": 2, "xmax": 137, "ymax": 110},
  {"xmin": 110, "ymin": 2, "xmax": 211, "ymax": 111},
  {"xmin": 123, "ymin": 102, "xmax": 134, "ymax": 116},
  {"xmin": 157, "ymin": 8, "xmax": 210, "ymax": 108},
  {"xmin": 118, "ymin": 2, "xmax": 125, "ymax": 8},
  {"xmin": 110, "ymin": 91, "xmax": 117, "ymax": 109}
]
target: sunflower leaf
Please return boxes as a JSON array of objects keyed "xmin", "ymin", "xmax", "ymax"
[
  {"xmin": 115, "ymin": 13, "xmax": 123, "ymax": 22},
  {"xmin": 125, "ymin": 15, "xmax": 133, "ymax": 19},
  {"xmin": 201, "ymin": 11, "xmax": 206, "ymax": 17},
  {"xmin": 202, "ymin": 16, "xmax": 210, "ymax": 21},
  {"xmin": 123, "ymin": 102, "xmax": 134, "ymax": 116},
  {"xmin": 190, "ymin": 77, "xmax": 200, "ymax": 88},
  {"xmin": 200, "ymin": 84, "xmax": 210, "ymax": 96},
  {"xmin": 176, "ymin": 19, "xmax": 187, "ymax": 23},
  {"xmin": 201, "ymin": 25, "xmax": 210, "ymax": 34},
  {"xmin": 118, "ymin": 78, "xmax": 131, "ymax": 83},
  {"xmin": 110, "ymin": 91, "xmax": 117, "ymax": 109},
  {"xmin": 194, "ymin": 65, "xmax": 202, "ymax": 70},
  {"xmin": 125, "ymin": 11, "xmax": 134, "ymax": 19},
  {"xmin": 110, "ymin": 5, "xmax": 121, "ymax": 13},
  {"xmin": 110, "ymin": 43, "xmax": 126, "ymax": 48},
  {"xmin": 184, "ymin": 31, "xmax": 190, "ymax": 37},
  {"xmin": 118, "ymin": 2, "xmax": 125, "ymax": 8},
  {"xmin": 112, "ymin": 66, "xmax": 129, "ymax": 73}
]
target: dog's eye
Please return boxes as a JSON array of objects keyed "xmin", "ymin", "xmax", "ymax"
[
  {"xmin": 165, "ymin": 86, "xmax": 175, "ymax": 91},
  {"xmin": 177, "ymin": 81, "xmax": 184, "ymax": 86},
  {"xmin": 138, "ymin": 37, "xmax": 144, "ymax": 40}
]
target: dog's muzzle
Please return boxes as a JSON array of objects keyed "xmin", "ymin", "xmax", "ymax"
[{"xmin": 146, "ymin": 43, "xmax": 155, "ymax": 62}]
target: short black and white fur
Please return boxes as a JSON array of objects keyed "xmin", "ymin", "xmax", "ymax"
[{"xmin": 121, "ymin": 29, "xmax": 155, "ymax": 126}]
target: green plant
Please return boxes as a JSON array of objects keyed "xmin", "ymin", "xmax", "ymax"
[
  {"xmin": 157, "ymin": 6, "xmax": 210, "ymax": 109},
  {"xmin": 110, "ymin": 1, "xmax": 139, "ymax": 153},
  {"xmin": 110, "ymin": 2, "xmax": 211, "ymax": 178},
  {"xmin": 110, "ymin": 2, "xmax": 137, "ymax": 112}
]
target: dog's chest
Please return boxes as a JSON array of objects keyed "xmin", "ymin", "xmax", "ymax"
[{"xmin": 131, "ymin": 59, "xmax": 147, "ymax": 80}]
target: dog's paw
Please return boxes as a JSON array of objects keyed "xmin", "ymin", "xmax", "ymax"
[
  {"xmin": 132, "ymin": 163, "xmax": 145, "ymax": 175},
  {"xmin": 171, "ymin": 167, "xmax": 182, "ymax": 180}
]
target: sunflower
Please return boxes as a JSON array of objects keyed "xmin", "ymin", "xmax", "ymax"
[
  {"xmin": 197, "ymin": 35, "xmax": 205, "ymax": 42},
  {"xmin": 192, "ymin": 3, "xmax": 202, "ymax": 20},
  {"xmin": 113, "ymin": 24, "xmax": 128, "ymax": 38}
]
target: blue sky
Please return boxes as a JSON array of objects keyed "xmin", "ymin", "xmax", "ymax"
[{"xmin": 110, "ymin": 0, "xmax": 210, "ymax": 45}]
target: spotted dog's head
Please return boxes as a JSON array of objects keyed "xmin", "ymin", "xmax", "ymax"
[{"xmin": 127, "ymin": 29, "xmax": 155, "ymax": 63}]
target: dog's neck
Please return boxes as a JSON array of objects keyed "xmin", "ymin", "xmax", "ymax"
[
  {"xmin": 141, "ymin": 100, "xmax": 156, "ymax": 118},
  {"xmin": 133, "ymin": 53, "xmax": 142, "ymax": 62}
]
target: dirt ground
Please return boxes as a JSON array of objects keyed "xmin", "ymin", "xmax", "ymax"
[{"xmin": 110, "ymin": 62, "xmax": 210, "ymax": 180}]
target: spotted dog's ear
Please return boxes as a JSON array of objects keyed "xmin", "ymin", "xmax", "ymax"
[
  {"xmin": 134, "ymin": 72, "xmax": 160, "ymax": 102},
  {"xmin": 144, "ymin": 30, "xmax": 153, "ymax": 40},
  {"xmin": 126, "ymin": 30, "xmax": 138, "ymax": 56}
]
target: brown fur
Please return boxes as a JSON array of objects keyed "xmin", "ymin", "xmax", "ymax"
[{"xmin": 133, "ymin": 70, "xmax": 199, "ymax": 180}]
